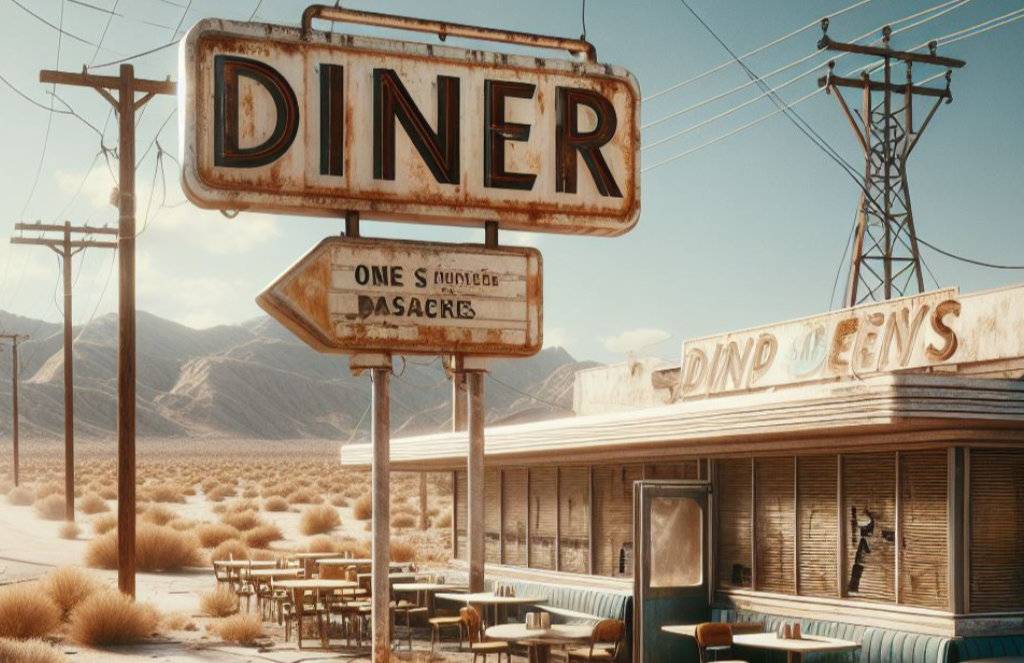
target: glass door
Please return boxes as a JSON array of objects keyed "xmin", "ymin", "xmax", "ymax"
[{"xmin": 633, "ymin": 480, "xmax": 711, "ymax": 663}]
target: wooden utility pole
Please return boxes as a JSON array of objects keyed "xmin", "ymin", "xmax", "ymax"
[
  {"xmin": 11, "ymin": 223, "xmax": 117, "ymax": 519},
  {"xmin": 0, "ymin": 334, "xmax": 28, "ymax": 486},
  {"xmin": 39, "ymin": 65, "xmax": 175, "ymax": 597}
]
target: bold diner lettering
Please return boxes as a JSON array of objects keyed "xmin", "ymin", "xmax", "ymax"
[
  {"xmin": 319, "ymin": 64, "xmax": 345, "ymax": 177},
  {"xmin": 556, "ymin": 87, "xmax": 622, "ymax": 198},
  {"xmin": 483, "ymin": 80, "xmax": 537, "ymax": 191}
]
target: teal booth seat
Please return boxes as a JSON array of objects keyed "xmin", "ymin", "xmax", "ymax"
[{"xmin": 955, "ymin": 635, "xmax": 1024, "ymax": 661}]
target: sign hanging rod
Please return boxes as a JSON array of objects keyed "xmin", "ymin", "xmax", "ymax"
[{"xmin": 300, "ymin": 4, "xmax": 598, "ymax": 62}]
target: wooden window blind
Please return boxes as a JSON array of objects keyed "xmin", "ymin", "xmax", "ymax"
[
  {"xmin": 559, "ymin": 467, "xmax": 590, "ymax": 573},
  {"xmin": 717, "ymin": 458, "xmax": 753, "ymax": 589},
  {"xmin": 645, "ymin": 461, "xmax": 699, "ymax": 480},
  {"xmin": 502, "ymin": 469, "xmax": 528, "ymax": 567},
  {"xmin": 529, "ymin": 467, "xmax": 558, "ymax": 570},
  {"xmin": 842, "ymin": 453, "xmax": 896, "ymax": 602},
  {"xmin": 797, "ymin": 455, "xmax": 838, "ymax": 597},
  {"xmin": 755, "ymin": 457, "xmax": 795, "ymax": 594},
  {"xmin": 593, "ymin": 464, "xmax": 642, "ymax": 577},
  {"xmin": 485, "ymin": 468, "xmax": 502, "ymax": 564},
  {"xmin": 455, "ymin": 469, "xmax": 467, "ymax": 560},
  {"xmin": 899, "ymin": 450, "xmax": 948, "ymax": 609},
  {"xmin": 969, "ymin": 449, "xmax": 1024, "ymax": 612}
]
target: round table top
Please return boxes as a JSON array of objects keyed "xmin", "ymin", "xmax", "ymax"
[
  {"xmin": 435, "ymin": 591, "xmax": 547, "ymax": 605},
  {"xmin": 212, "ymin": 560, "xmax": 278, "ymax": 568},
  {"xmin": 733, "ymin": 633, "xmax": 861, "ymax": 653},
  {"xmin": 486, "ymin": 623, "xmax": 592, "ymax": 643},
  {"xmin": 248, "ymin": 568, "xmax": 304, "ymax": 578},
  {"xmin": 315, "ymin": 557, "xmax": 374, "ymax": 565},
  {"xmin": 393, "ymin": 582, "xmax": 467, "ymax": 592},
  {"xmin": 275, "ymin": 579, "xmax": 358, "ymax": 590},
  {"xmin": 290, "ymin": 551, "xmax": 348, "ymax": 559}
]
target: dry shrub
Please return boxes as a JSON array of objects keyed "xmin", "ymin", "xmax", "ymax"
[
  {"xmin": 34, "ymin": 482, "xmax": 63, "ymax": 500},
  {"xmin": 86, "ymin": 524, "xmax": 203, "ymax": 571},
  {"xmin": 286, "ymin": 488, "xmax": 320, "ymax": 504},
  {"xmin": 305, "ymin": 535, "xmax": 338, "ymax": 553},
  {"xmin": 206, "ymin": 484, "xmax": 236, "ymax": 502},
  {"xmin": 160, "ymin": 612, "xmax": 196, "ymax": 631},
  {"xmin": 336, "ymin": 539, "xmax": 371, "ymax": 559},
  {"xmin": 0, "ymin": 583, "xmax": 61, "ymax": 639},
  {"xmin": 97, "ymin": 486, "xmax": 117, "ymax": 500},
  {"xmin": 225, "ymin": 499, "xmax": 260, "ymax": 513},
  {"xmin": 34, "ymin": 495, "xmax": 66, "ymax": 521},
  {"xmin": 78, "ymin": 493, "xmax": 108, "ymax": 514},
  {"xmin": 299, "ymin": 504, "xmax": 341, "ymax": 535},
  {"xmin": 434, "ymin": 511, "xmax": 452, "ymax": 528},
  {"xmin": 92, "ymin": 513, "xmax": 117, "ymax": 535},
  {"xmin": 220, "ymin": 510, "xmax": 262, "ymax": 532},
  {"xmin": 329, "ymin": 494, "xmax": 348, "ymax": 507},
  {"xmin": 199, "ymin": 586, "xmax": 238, "ymax": 617},
  {"xmin": 263, "ymin": 496, "xmax": 289, "ymax": 512},
  {"xmin": 390, "ymin": 540, "xmax": 416, "ymax": 563},
  {"xmin": 352, "ymin": 494, "xmax": 372, "ymax": 520},
  {"xmin": 210, "ymin": 539, "xmax": 250, "ymax": 562},
  {"xmin": 68, "ymin": 590, "xmax": 158, "ymax": 646},
  {"xmin": 167, "ymin": 518, "xmax": 197, "ymax": 531},
  {"xmin": 140, "ymin": 504, "xmax": 177, "ymax": 526},
  {"xmin": 6, "ymin": 486, "xmax": 34, "ymax": 506},
  {"xmin": 391, "ymin": 514, "xmax": 416, "ymax": 529},
  {"xmin": 214, "ymin": 613, "xmax": 264, "ymax": 645},
  {"xmin": 0, "ymin": 638, "xmax": 69, "ymax": 663},
  {"xmin": 197, "ymin": 523, "xmax": 241, "ymax": 548},
  {"xmin": 241, "ymin": 486, "xmax": 259, "ymax": 499},
  {"xmin": 40, "ymin": 567, "xmax": 101, "ymax": 618},
  {"xmin": 250, "ymin": 549, "xmax": 279, "ymax": 562},
  {"xmin": 58, "ymin": 521, "xmax": 80, "ymax": 540},
  {"xmin": 143, "ymin": 483, "xmax": 185, "ymax": 503},
  {"xmin": 244, "ymin": 524, "xmax": 283, "ymax": 548}
]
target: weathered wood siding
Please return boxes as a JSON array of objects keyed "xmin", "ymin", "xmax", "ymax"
[
  {"xmin": 502, "ymin": 468, "xmax": 528, "ymax": 567},
  {"xmin": 593, "ymin": 464, "xmax": 642, "ymax": 577},
  {"xmin": 843, "ymin": 452, "xmax": 896, "ymax": 602},
  {"xmin": 558, "ymin": 467, "xmax": 590, "ymax": 573},
  {"xmin": 529, "ymin": 467, "xmax": 558, "ymax": 570},
  {"xmin": 969, "ymin": 448, "xmax": 1024, "ymax": 612},
  {"xmin": 455, "ymin": 469, "xmax": 467, "ymax": 560},
  {"xmin": 899, "ymin": 450, "xmax": 948, "ymax": 609},
  {"xmin": 755, "ymin": 457, "xmax": 795, "ymax": 593},
  {"xmin": 718, "ymin": 458, "xmax": 753, "ymax": 588},
  {"xmin": 797, "ymin": 455, "xmax": 838, "ymax": 596},
  {"xmin": 485, "ymin": 468, "xmax": 502, "ymax": 564}
]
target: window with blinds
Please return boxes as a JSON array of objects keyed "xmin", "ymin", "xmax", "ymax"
[
  {"xmin": 717, "ymin": 458, "xmax": 753, "ymax": 588},
  {"xmin": 529, "ymin": 467, "xmax": 558, "ymax": 570},
  {"xmin": 593, "ymin": 464, "xmax": 642, "ymax": 577},
  {"xmin": 969, "ymin": 449, "xmax": 1024, "ymax": 613},
  {"xmin": 797, "ymin": 455, "xmax": 838, "ymax": 597},
  {"xmin": 899, "ymin": 450, "xmax": 948, "ymax": 609},
  {"xmin": 755, "ymin": 457, "xmax": 795, "ymax": 594},
  {"xmin": 485, "ymin": 468, "xmax": 502, "ymax": 564},
  {"xmin": 502, "ymin": 468, "xmax": 528, "ymax": 567},
  {"xmin": 843, "ymin": 453, "xmax": 896, "ymax": 602},
  {"xmin": 559, "ymin": 467, "xmax": 590, "ymax": 573},
  {"xmin": 455, "ymin": 469, "xmax": 467, "ymax": 560}
]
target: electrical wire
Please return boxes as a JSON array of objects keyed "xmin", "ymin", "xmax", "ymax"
[
  {"xmin": 486, "ymin": 374, "xmax": 574, "ymax": 412},
  {"xmin": 170, "ymin": 0, "xmax": 193, "ymax": 39},
  {"xmin": 0, "ymin": 72, "xmax": 73, "ymax": 114},
  {"xmin": 88, "ymin": 39, "xmax": 180, "ymax": 70},
  {"xmin": 916, "ymin": 237, "xmax": 1024, "ymax": 270},
  {"xmin": 8, "ymin": 0, "xmax": 107, "ymax": 49},
  {"xmin": 88, "ymin": 0, "xmax": 118, "ymax": 65}
]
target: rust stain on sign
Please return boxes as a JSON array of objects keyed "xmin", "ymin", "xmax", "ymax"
[
  {"xmin": 181, "ymin": 18, "xmax": 641, "ymax": 236},
  {"xmin": 257, "ymin": 237, "xmax": 543, "ymax": 357}
]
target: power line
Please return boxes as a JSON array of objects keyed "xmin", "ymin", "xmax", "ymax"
[
  {"xmin": 486, "ymin": 374, "xmax": 574, "ymax": 412},
  {"xmin": 8, "ymin": 0, "xmax": 107, "ymax": 49},
  {"xmin": 0, "ymin": 72, "xmax": 72, "ymax": 114},
  {"xmin": 917, "ymin": 237, "xmax": 1024, "ymax": 270},
  {"xmin": 88, "ymin": 0, "xmax": 117, "ymax": 65},
  {"xmin": 88, "ymin": 39, "xmax": 180, "ymax": 70}
]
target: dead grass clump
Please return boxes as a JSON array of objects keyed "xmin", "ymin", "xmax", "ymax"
[
  {"xmin": 143, "ymin": 483, "xmax": 185, "ymax": 503},
  {"xmin": 58, "ymin": 521, "xmax": 80, "ymax": 540},
  {"xmin": 34, "ymin": 482, "xmax": 63, "ymax": 500},
  {"xmin": 197, "ymin": 523, "xmax": 241, "ymax": 548},
  {"xmin": 78, "ymin": 493, "xmax": 108, "ymax": 514},
  {"xmin": 299, "ymin": 504, "xmax": 341, "ymax": 535},
  {"xmin": 160, "ymin": 612, "xmax": 196, "ymax": 631},
  {"xmin": 139, "ymin": 504, "xmax": 177, "ymax": 526},
  {"xmin": 390, "ymin": 540, "xmax": 416, "ymax": 563},
  {"xmin": 305, "ymin": 535, "xmax": 338, "ymax": 553},
  {"xmin": 6, "ymin": 486, "xmax": 34, "ymax": 506},
  {"xmin": 286, "ymin": 488, "xmax": 320, "ymax": 504},
  {"xmin": 86, "ymin": 524, "xmax": 203, "ymax": 571},
  {"xmin": 244, "ymin": 524, "xmax": 283, "ymax": 548},
  {"xmin": 263, "ymin": 496, "xmax": 289, "ymax": 512},
  {"xmin": 434, "ymin": 511, "xmax": 452, "ymax": 528},
  {"xmin": 167, "ymin": 518, "xmax": 197, "ymax": 531},
  {"xmin": 92, "ymin": 513, "xmax": 117, "ymax": 535},
  {"xmin": 199, "ymin": 586, "xmax": 238, "ymax": 617},
  {"xmin": 220, "ymin": 509, "xmax": 262, "ymax": 532},
  {"xmin": 335, "ymin": 540, "xmax": 371, "ymax": 559},
  {"xmin": 40, "ymin": 567, "xmax": 102, "ymax": 618},
  {"xmin": 0, "ymin": 638, "xmax": 69, "ymax": 663},
  {"xmin": 206, "ymin": 484, "xmax": 236, "ymax": 502},
  {"xmin": 329, "ymin": 494, "xmax": 348, "ymax": 507},
  {"xmin": 214, "ymin": 613, "xmax": 264, "ymax": 645},
  {"xmin": 0, "ymin": 583, "xmax": 61, "ymax": 638},
  {"xmin": 34, "ymin": 495, "xmax": 66, "ymax": 520},
  {"xmin": 391, "ymin": 514, "xmax": 416, "ymax": 529},
  {"xmin": 68, "ymin": 590, "xmax": 158, "ymax": 646},
  {"xmin": 352, "ymin": 494, "xmax": 372, "ymax": 520},
  {"xmin": 210, "ymin": 539, "xmax": 250, "ymax": 562}
]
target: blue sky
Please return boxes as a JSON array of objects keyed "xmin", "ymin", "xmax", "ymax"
[{"xmin": 0, "ymin": 0, "xmax": 1021, "ymax": 364}]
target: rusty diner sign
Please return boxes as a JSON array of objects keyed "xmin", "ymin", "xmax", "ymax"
[
  {"xmin": 256, "ymin": 237, "xmax": 542, "ymax": 356},
  {"xmin": 180, "ymin": 17, "xmax": 640, "ymax": 236}
]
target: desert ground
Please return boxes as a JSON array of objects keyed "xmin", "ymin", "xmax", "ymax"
[{"xmin": 0, "ymin": 438, "xmax": 479, "ymax": 662}]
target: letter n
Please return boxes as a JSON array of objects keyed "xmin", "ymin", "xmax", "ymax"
[
  {"xmin": 214, "ymin": 55, "xmax": 299, "ymax": 168},
  {"xmin": 373, "ymin": 69, "xmax": 460, "ymax": 184}
]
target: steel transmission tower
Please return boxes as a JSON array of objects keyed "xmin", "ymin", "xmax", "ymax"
[{"xmin": 817, "ymin": 21, "xmax": 965, "ymax": 307}]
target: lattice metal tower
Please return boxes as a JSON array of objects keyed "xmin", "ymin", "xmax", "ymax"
[{"xmin": 817, "ymin": 21, "xmax": 965, "ymax": 307}]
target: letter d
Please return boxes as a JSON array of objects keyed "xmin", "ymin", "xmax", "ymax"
[{"xmin": 214, "ymin": 55, "xmax": 299, "ymax": 168}]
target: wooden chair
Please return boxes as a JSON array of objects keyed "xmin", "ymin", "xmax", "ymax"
[
  {"xmin": 460, "ymin": 606, "xmax": 510, "ymax": 663},
  {"xmin": 695, "ymin": 622, "xmax": 747, "ymax": 663},
  {"xmin": 282, "ymin": 587, "xmax": 327, "ymax": 649},
  {"xmin": 429, "ymin": 609, "xmax": 465, "ymax": 653},
  {"xmin": 229, "ymin": 563, "xmax": 255, "ymax": 613},
  {"xmin": 562, "ymin": 618, "xmax": 626, "ymax": 662},
  {"xmin": 391, "ymin": 587, "xmax": 429, "ymax": 650}
]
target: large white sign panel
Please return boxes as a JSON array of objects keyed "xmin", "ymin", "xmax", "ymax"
[
  {"xmin": 680, "ymin": 284, "xmax": 1024, "ymax": 398},
  {"xmin": 257, "ymin": 237, "xmax": 542, "ymax": 357},
  {"xmin": 181, "ymin": 19, "xmax": 641, "ymax": 236}
]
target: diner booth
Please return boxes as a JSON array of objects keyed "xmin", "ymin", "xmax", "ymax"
[{"xmin": 340, "ymin": 285, "xmax": 1024, "ymax": 663}]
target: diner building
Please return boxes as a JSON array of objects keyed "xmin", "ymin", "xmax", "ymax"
[{"xmin": 341, "ymin": 284, "xmax": 1024, "ymax": 663}]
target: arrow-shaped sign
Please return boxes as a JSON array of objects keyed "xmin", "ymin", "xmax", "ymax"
[{"xmin": 257, "ymin": 236, "xmax": 542, "ymax": 357}]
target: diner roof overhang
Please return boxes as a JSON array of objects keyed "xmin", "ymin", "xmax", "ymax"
[{"xmin": 339, "ymin": 373, "xmax": 1024, "ymax": 470}]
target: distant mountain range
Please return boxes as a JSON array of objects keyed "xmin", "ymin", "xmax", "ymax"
[{"xmin": 0, "ymin": 310, "xmax": 597, "ymax": 440}]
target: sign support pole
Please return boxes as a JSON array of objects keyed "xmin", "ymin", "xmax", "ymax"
[
  {"xmin": 467, "ymin": 366, "xmax": 486, "ymax": 594},
  {"xmin": 370, "ymin": 361, "xmax": 391, "ymax": 662},
  {"xmin": 0, "ymin": 334, "xmax": 28, "ymax": 486}
]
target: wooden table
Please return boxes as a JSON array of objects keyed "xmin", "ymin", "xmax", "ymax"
[
  {"xmin": 486, "ymin": 623, "xmax": 592, "ymax": 663},
  {"xmin": 436, "ymin": 591, "xmax": 546, "ymax": 627},
  {"xmin": 393, "ymin": 582, "xmax": 468, "ymax": 613},
  {"xmin": 212, "ymin": 559, "xmax": 277, "ymax": 583},
  {"xmin": 249, "ymin": 567, "xmax": 304, "ymax": 579},
  {"xmin": 662, "ymin": 622, "xmax": 763, "ymax": 638},
  {"xmin": 733, "ymin": 632, "xmax": 861, "ymax": 663},
  {"xmin": 275, "ymin": 579, "xmax": 360, "ymax": 649}
]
